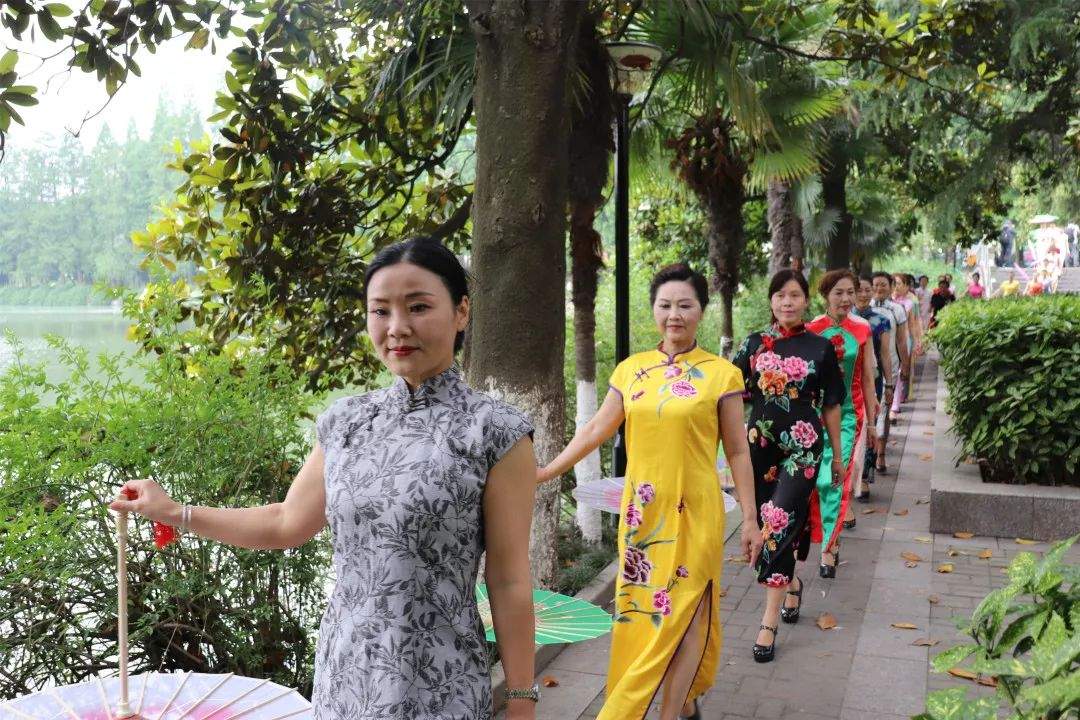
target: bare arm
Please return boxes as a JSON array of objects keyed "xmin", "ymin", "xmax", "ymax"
[
  {"xmin": 719, "ymin": 394, "xmax": 762, "ymax": 568},
  {"xmin": 879, "ymin": 329, "xmax": 893, "ymax": 382},
  {"xmin": 537, "ymin": 389, "xmax": 624, "ymax": 484},
  {"xmin": 896, "ymin": 322, "xmax": 911, "ymax": 373},
  {"xmin": 862, "ymin": 346, "xmax": 879, "ymax": 445},
  {"xmin": 484, "ymin": 439, "xmax": 538, "ymax": 720},
  {"xmin": 109, "ymin": 444, "xmax": 328, "ymax": 551}
]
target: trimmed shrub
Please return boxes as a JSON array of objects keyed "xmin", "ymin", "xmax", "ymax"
[{"xmin": 932, "ymin": 295, "xmax": 1080, "ymax": 486}]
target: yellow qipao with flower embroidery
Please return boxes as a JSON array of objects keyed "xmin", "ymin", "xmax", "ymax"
[{"xmin": 599, "ymin": 343, "xmax": 744, "ymax": 719}]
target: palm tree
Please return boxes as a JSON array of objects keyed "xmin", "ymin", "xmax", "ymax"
[
  {"xmin": 566, "ymin": 10, "xmax": 614, "ymax": 546},
  {"xmin": 632, "ymin": 1, "xmax": 843, "ymax": 353}
]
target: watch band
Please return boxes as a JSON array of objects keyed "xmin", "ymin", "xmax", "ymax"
[{"xmin": 505, "ymin": 683, "xmax": 541, "ymax": 703}]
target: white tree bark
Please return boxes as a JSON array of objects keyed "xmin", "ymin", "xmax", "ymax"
[{"xmin": 574, "ymin": 379, "xmax": 603, "ymax": 544}]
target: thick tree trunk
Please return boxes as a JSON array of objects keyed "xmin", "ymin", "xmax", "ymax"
[
  {"xmin": 704, "ymin": 186, "xmax": 744, "ymax": 357},
  {"xmin": 566, "ymin": 13, "xmax": 612, "ymax": 546},
  {"xmin": 466, "ymin": 0, "xmax": 583, "ymax": 586},
  {"xmin": 767, "ymin": 179, "xmax": 803, "ymax": 275},
  {"xmin": 822, "ymin": 142, "xmax": 852, "ymax": 270},
  {"xmin": 570, "ymin": 203, "xmax": 604, "ymax": 544}
]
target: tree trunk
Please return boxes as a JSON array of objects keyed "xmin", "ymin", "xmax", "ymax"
[
  {"xmin": 704, "ymin": 186, "xmax": 744, "ymax": 357},
  {"xmin": 767, "ymin": 179, "xmax": 803, "ymax": 275},
  {"xmin": 466, "ymin": 0, "xmax": 583, "ymax": 586},
  {"xmin": 566, "ymin": 12, "xmax": 612, "ymax": 546},
  {"xmin": 822, "ymin": 141, "xmax": 852, "ymax": 270},
  {"xmin": 570, "ymin": 203, "xmax": 604, "ymax": 545}
]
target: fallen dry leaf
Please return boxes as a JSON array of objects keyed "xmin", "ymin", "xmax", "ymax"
[
  {"xmin": 901, "ymin": 551, "xmax": 924, "ymax": 562},
  {"xmin": 918, "ymin": 453, "xmax": 933, "ymax": 461},
  {"xmin": 816, "ymin": 651, "xmax": 833, "ymax": 658},
  {"xmin": 963, "ymin": 456, "xmax": 979, "ymax": 465},
  {"xmin": 725, "ymin": 555, "xmax": 747, "ymax": 563},
  {"xmin": 913, "ymin": 638, "xmax": 939, "ymax": 647},
  {"xmin": 923, "ymin": 430, "xmax": 934, "ymax": 436},
  {"xmin": 1015, "ymin": 538, "xmax": 1038, "ymax": 545},
  {"xmin": 861, "ymin": 506, "xmax": 886, "ymax": 515},
  {"xmin": 888, "ymin": 440, "xmax": 899, "ymax": 447},
  {"xmin": 938, "ymin": 563, "xmax": 955, "ymax": 573},
  {"xmin": 718, "ymin": 587, "xmax": 728, "ymax": 597},
  {"xmin": 948, "ymin": 668, "xmax": 978, "ymax": 681},
  {"xmin": 915, "ymin": 536, "xmax": 932, "ymax": 543},
  {"xmin": 816, "ymin": 613, "xmax": 838, "ymax": 631},
  {"xmin": 977, "ymin": 676, "xmax": 998, "ymax": 688},
  {"xmin": 978, "ymin": 549, "xmax": 993, "ymax": 560},
  {"xmin": 891, "ymin": 622, "xmax": 919, "ymax": 630},
  {"xmin": 894, "ymin": 509, "xmax": 910, "ymax": 516},
  {"xmin": 928, "ymin": 595, "xmax": 941, "ymax": 604},
  {"xmin": 542, "ymin": 676, "xmax": 559, "ymax": 688},
  {"xmin": 916, "ymin": 497, "xmax": 930, "ymax": 505},
  {"xmin": 905, "ymin": 561, "xmax": 918, "ymax": 568},
  {"xmin": 947, "ymin": 549, "xmax": 961, "ymax": 557},
  {"xmin": 953, "ymin": 531, "xmax": 975, "ymax": 539}
]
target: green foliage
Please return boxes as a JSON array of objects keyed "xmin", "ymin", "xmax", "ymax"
[
  {"xmin": 0, "ymin": 287, "xmax": 329, "ymax": 699},
  {"xmin": 932, "ymin": 295, "xmax": 1080, "ymax": 486},
  {"xmin": 0, "ymin": 101, "xmax": 203, "ymax": 290},
  {"xmin": 0, "ymin": 283, "xmax": 106, "ymax": 307},
  {"xmin": 916, "ymin": 535, "xmax": 1080, "ymax": 720}
]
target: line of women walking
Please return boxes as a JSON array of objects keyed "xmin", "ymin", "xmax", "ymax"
[{"xmin": 108, "ymin": 235, "xmax": 889, "ymax": 720}]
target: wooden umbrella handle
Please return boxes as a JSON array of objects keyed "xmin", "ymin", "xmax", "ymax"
[{"xmin": 116, "ymin": 509, "xmax": 133, "ymax": 718}]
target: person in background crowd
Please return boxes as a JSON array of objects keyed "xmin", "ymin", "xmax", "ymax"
[
  {"xmin": 869, "ymin": 272, "xmax": 907, "ymax": 474},
  {"xmin": 929, "ymin": 275, "xmax": 956, "ymax": 329},
  {"xmin": 852, "ymin": 276, "xmax": 893, "ymax": 500},
  {"xmin": 993, "ymin": 270, "xmax": 1021, "ymax": 298},
  {"xmin": 966, "ymin": 272, "xmax": 986, "ymax": 299}
]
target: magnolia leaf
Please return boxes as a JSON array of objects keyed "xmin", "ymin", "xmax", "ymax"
[
  {"xmin": 913, "ymin": 638, "xmax": 939, "ymax": 647},
  {"xmin": 953, "ymin": 532, "xmax": 975, "ymax": 539},
  {"xmin": 977, "ymin": 549, "xmax": 992, "ymax": 560},
  {"xmin": 901, "ymin": 551, "xmax": 923, "ymax": 562},
  {"xmin": 891, "ymin": 622, "xmax": 919, "ymax": 630},
  {"xmin": 816, "ymin": 612, "xmax": 837, "ymax": 631},
  {"xmin": 937, "ymin": 563, "xmax": 955, "ymax": 573}
]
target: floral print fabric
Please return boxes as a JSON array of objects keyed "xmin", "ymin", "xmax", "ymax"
[
  {"xmin": 734, "ymin": 325, "xmax": 845, "ymax": 586},
  {"xmin": 312, "ymin": 366, "xmax": 533, "ymax": 720},
  {"xmin": 599, "ymin": 343, "xmax": 743, "ymax": 719}
]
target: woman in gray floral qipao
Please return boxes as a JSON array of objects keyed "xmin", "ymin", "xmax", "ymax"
[{"xmin": 111, "ymin": 237, "xmax": 542, "ymax": 720}]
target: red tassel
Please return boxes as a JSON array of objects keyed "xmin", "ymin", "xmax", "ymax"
[{"xmin": 121, "ymin": 487, "xmax": 179, "ymax": 549}]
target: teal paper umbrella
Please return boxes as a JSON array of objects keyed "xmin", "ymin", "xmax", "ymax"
[{"xmin": 475, "ymin": 585, "xmax": 613, "ymax": 645}]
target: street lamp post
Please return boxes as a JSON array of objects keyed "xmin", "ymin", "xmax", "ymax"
[{"xmin": 604, "ymin": 41, "xmax": 661, "ymax": 478}]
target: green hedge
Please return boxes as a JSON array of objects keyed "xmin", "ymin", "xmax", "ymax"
[{"xmin": 932, "ymin": 295, "xmax": 1080, "ymax": 486}]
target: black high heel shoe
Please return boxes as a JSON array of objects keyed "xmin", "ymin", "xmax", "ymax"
[
  {"xmin": 819, "ymin": 548, "xmax": 840, "ymax": 579},
  {"xmin": 679, "ymin": 698, "xmax": 701, "ymax": 720},
  {"xmin": 753, "ymin": 624, "xmax": 778, "ymax": 663},
  {"xmin": 780, "ymin": 576, "xmax": 803, "ymax": 624}
]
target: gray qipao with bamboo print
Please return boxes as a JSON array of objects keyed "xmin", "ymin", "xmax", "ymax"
[{"xmin": 312, "ymin": 366, "xmax": 533, "ymax": 720}]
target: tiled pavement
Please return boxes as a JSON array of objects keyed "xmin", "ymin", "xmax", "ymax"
[{"xmin": 502, "ymin": 354, "xmax": 1080, "ymax": 720}]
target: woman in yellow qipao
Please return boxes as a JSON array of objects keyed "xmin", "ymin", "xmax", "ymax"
[{"xmin": 538, "ymin": 264, "xmax": 761, "ymax": 720}]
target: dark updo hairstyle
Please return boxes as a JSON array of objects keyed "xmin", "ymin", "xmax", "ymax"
[
  {"xmin": 818, "ymin": 268, "xmax": 858, "ymax": 299},
  {"xmin": 767, "ymin": 268, "xmax": 810, "ymax": 323},
  {"xmin": 649, "ymin": 262, "xmax": 709, "ymax": 309},
  {"xmin": 363, "ymin": 236, "xmax": 470, "ymax": 353}
]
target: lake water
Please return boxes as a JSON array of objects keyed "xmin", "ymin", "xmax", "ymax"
[{"xmin": 0, "ymin": 307, "xmax": 136, "ymax": 385}]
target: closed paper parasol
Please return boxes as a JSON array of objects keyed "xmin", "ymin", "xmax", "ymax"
[
  {"xmin": 475, "ymin": 585, "xmax": 612, "ymax": 645},
  {"xmin": 0, "ymin": 495, "xmax": 312, "ymax": 720},
  {"xmin": 572, "ymin": 469, "xmax": 737, "ymax": 515},
  {"xmin": 0, "ymin": 672, "xmax": 312, "ymax": 720}
]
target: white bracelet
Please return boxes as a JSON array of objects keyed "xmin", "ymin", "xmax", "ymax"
[{"xmin": 180, "ymin": 504, "xmax": 192, "ymax": 532}]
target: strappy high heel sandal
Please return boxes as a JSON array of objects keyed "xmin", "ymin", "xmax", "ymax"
[
  {"xmin": 679, "ymin": 698, "xmax": 701, "ymax": 720},
  {"xmin": 820, "ymin": 548, "xmax": 840, "ymax": 579},
  {"xmin": 753, "ymin": 624, "xmax": 778, "ymax": 663},
  {"xmin": 780, "ymin": 576, "xmax": 803, "ymax": 624}
]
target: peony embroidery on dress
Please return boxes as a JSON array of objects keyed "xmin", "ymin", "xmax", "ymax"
[
  {"xmin": 756, "ymin": 500, "xmax": 794, "ymax": 586},
  {"xmin": 653, "ymin": 359, "xmax": 714, "ymax": 417},
  {"xmin": 750, "ymin": 348, "xmax": 816, "ymax": 413},
  {"xmin": 615, "ymin": 479, "xmax": 679, "ymax": 628}
]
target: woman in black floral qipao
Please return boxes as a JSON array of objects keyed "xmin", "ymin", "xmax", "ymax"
[
  {"xmin": 111, "ymin": 237, "xmax": 541, "ymax": 720},
  {"xmin": 732, "ymin": 270, "xmax": 845, "ymax": 663}
]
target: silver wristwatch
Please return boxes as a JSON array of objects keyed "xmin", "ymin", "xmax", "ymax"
[{"xmin": 505, "ymin": 683, "xmax": 541, "ymax": 703}]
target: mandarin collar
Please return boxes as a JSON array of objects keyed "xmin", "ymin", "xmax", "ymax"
[
  {"xmin": 656, "ymin": 340, "xmax": 698, "ymax": 365},
  {"xmin": 771, "ymin": 322, "xmax": 805, "ymax": 338},
  {"xmin": 390, "ymin": 365, "xmax": 462, "ymax": 412}
]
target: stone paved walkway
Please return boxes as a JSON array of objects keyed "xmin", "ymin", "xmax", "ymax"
[{"xmin": 502, "ymin": 354, "xmax": 1079, "ymax": 720}]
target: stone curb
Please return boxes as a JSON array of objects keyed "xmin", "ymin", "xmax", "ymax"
[
  {"xmin": 490, "ymin": 505, "xmax": 744, "ymax": 713},
  {"xmin": 929, "ymin": 358, "xmax": 1080, "ymax": 541}
]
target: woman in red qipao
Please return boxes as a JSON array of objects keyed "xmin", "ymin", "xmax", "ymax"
[{"xmin": 806, "ymin": 270, "xmax": 878, "ymax": 578}]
